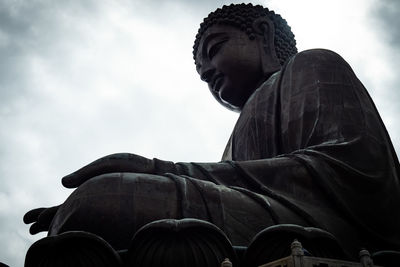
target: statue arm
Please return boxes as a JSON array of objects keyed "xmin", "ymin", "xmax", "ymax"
[
  {"xmin": 61, "ymin": 153, "xmax": 177, "ymax": 188},
  {"xmin": 59, "ymin": 153, "xmax": 312, "ymax": 197},
  {"xmin": 174, "ymin": 157, "xmax": 313, "ymax": 196}
]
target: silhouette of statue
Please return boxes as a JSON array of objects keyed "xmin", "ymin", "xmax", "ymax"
[{"xmin": 23, "ymin": 3, "xmax": 400, "ymax": 266}]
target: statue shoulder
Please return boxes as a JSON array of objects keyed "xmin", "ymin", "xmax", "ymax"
[{"xmin": 288, "ymin": 49, "xmax": 353, "ymax": 71}]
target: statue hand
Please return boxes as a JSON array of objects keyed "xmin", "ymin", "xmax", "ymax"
[
  {"xmin": 61, "ymin": 153, "xmax": 170, "ymax": 188},
  {"xmin": 23, "ymin": 205, "xmax": 60, "ymax": 234}
]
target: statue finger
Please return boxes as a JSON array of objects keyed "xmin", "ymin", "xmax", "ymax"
[
  {"xmin": 37, "ymin": 205, "xmax": 60, "ymax": 227},
  {"xmin": 23, "ymin": 208, "xmax": 46, "ymax": 224},
  {"xmin": 62, "ymin": 153, "xmax": 154, "ymax": 188},
  {"xmin": 29, "ymin": 222, "xmax": 48, "ymax": 235}
]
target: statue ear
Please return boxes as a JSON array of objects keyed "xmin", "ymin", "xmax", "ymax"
[{"xmin": 252, "ymin": 18, "xmax": 281, "ymax": 75}]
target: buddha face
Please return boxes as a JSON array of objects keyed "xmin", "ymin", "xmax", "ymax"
[{"xmin": 195, "ymin": 24, "xmax": 265, "ymax": 111}]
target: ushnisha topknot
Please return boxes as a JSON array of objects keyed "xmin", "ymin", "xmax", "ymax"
[{"xmin": 193, "ymin": 3, "xmax": 297, "ymax": 66}]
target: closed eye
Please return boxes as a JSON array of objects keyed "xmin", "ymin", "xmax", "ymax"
[{"xmin": 207, "ymin": 38, "xmax": 228, "ymax": 60}]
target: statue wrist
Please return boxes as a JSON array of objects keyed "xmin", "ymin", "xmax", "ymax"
[{"xmin": 152, "ymin": 158, "xmax": 179, "ymax": 174}]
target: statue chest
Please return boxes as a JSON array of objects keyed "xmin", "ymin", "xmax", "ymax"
[{"xmin": 229, "ymin": 73, "xmax": 283, "ymax": 161}]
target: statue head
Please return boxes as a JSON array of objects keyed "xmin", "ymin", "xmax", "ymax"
[{"xmin": 193, "ymin": 3, "xmax": 297, "ymax": 111}]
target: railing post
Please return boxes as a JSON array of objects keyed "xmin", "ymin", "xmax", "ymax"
[
  {"xmin": 221, "ymin": 258, "xmax": 233, "ymax": 267},
  {"xmin": 291, "ymin": 239, "xmax": 304, "ymax": 267}
]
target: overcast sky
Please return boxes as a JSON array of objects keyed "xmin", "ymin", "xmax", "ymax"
[{"xmin": 0, "ymin": 0, "xmax": 399, "ymax": 266}]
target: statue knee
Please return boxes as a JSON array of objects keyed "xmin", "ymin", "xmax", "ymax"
[{"xmin": 48, "ymin": 173, "xmax": 180, "ymax": 250}]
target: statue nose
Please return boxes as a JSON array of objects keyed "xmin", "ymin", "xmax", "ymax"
[{"xmin": 200, "ymin": 68, "xmax": 216, "ymax": 83}]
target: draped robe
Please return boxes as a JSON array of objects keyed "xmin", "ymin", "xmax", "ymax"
[
  {"xmin": 49, "ymin": 49, "xmax": 400, "ymax": 257},
  {"xmin": 218, "ymin": 48, "xmax": 400, "ymax": 253}
]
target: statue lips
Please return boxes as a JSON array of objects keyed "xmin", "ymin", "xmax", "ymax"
[{"xmin": 211, "ymin": 73, "xmax": 224, "ymax": 93}]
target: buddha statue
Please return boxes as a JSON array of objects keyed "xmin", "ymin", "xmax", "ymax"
[{"xmin": 24, "ymin": 3, "xmax": 400, "ymax": 266}]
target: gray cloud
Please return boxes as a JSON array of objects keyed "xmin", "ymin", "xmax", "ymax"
[
  {"xmin": 369, "ymin": 0, "xmax": 400, "ymax": 154},
  {"xmin": 374, "ymin": 0, "xmax": 400, "ymax": 47},
  {"xmin": 0, "ymin": 1, "xmax": 100, "ymax": 104}
]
